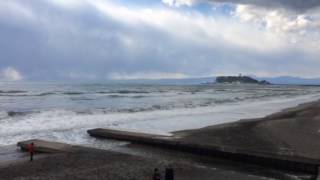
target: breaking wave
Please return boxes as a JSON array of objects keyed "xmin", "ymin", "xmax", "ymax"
[
  {"xmin": 0, "ymin": 93, "xmax": 319, "ymax": 146},
  {"xmin": 1, "ymin": 83, "xmax": 320, "ymax": 146},
  {"xmin": 61, "ymin": 92, "xmax": 85, "ymax": 95},
  {"xmin": 0, "ymin": 90, "xmax": 27, "ymax": 93}
]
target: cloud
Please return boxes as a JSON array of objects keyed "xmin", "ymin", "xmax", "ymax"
[
  {"xmin": 215, "ymin": 0, "xmax": 320, "ymax": 11},
  {"xmin": 163, "ymin": 0, "xmax": 320, "ymax": 12},
  {"xmin": 1, "ymin": 67, "xmax": 23, "ymax": 81},
  {"xmin": 234, "ymin": 5, "xmax": 320, "ymax": 51},
  {"xmin": 235, "ymin": 5, "xmax": 317, "ymax": 32},
  {"xmin": 162, "ymin": 0, "xmax": 320, "ymax": 53},
  {"xmin": 0, "ymin": 0, "xmax": 319, "ymax": 80},
  {"xmin": 0, "ymin": 1, "xmax": 35, "ymax": 21},
  {"xmin": 109, "ymin": 71, "xmax": 188, "ymax": 80},
  {"xmin": 162, "ymin": 0, "xmax": 196, "ymax": 7}
]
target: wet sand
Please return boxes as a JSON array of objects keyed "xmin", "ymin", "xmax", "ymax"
[
  {"xmin": 175, "ymin": 100, "xmax": 320, "ymax": 160},
  {"xmin": 1, "ymin": 100, "xmax": 320, "ymax": 179},
  {"xmin": 0, "ymin": 142, "xmax": 312, "ymax": 180}
]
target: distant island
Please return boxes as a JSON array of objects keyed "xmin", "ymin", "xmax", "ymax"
[{"xmin": 216, "ymin": 75, "xmax": 271, "ymax": 85}]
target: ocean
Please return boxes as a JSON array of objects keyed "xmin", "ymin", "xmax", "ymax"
[{"xmin": 1, "ymin": 82, "xmax": 320, "ymax": 148}]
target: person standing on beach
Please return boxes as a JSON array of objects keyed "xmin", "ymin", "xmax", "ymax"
[
  {"xmin": 27, "ymin": 142, "xmax": 35, "ymax": 162},
  {"xmin": 153, "ymin": 168, "xmax": 161, "ymax": 180}
]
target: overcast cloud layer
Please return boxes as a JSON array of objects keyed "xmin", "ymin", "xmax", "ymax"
[
  {"xmin": 164, "ymin": 0, "xmax": 320, "ymax": 11},
  {"xmin": 0, "ymin": 0, "xmax": 319, "ymax": 81}
]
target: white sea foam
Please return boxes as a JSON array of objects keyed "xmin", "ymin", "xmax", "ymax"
[
  {"xmin": 0, "ymin": 111, "xmax": 8, "ymax": 120},
  {"xmin": 0, "ymin": 93, "xmax": 319, "ymax": 146}
]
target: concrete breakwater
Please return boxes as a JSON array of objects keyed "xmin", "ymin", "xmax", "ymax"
[
  {"xmin": 17, "ymin": 139, "xmax": 74, "ymax": 153},
  {"xmin": 11, "ymin": 139, "xmax": 293, "ymax": 180},
  {"xmin": 87, "ymin": 128, "xmax": 320, "ymax": 175}
]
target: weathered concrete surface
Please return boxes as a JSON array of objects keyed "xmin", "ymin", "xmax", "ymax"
[
  {"xmin": 17, "ymin": 139, "xmax": 74, "ymax": 153},
  {"xmin": 177, "ymin": 100, "xmax": 320, "ymax": 158},
  {"xmin": 176, "ymin": 100, "xmax": 320, "ymax": 160},
  {"xmin": 87, "ymin": 100, "xmax": 320, "ymax": 175},
  {"xmin": 87, "ymin": 128, "xmax": 320, "ymax": 174},
  {"xmin": 176, "ymin": 99, "xmax": 320, "ymax": 175},
  {"xmin": 2, "ymin": 139, "xmax": 301, "ymax": 180},
  {"xmin": 87, "ymin": 128, "xmax": 171, "ymax": 141}
]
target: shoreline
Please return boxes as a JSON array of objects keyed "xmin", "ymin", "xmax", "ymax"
[
  {"xmin": 1, "ymin": 98, "xmax": 319, "ymax": 153},
  {"xmin": 172, "ymin": 98, "xmax": 320, "ymax": 137},
  {"xmin": 172, "ymin": 99, "xmax": 320, "ymax": 160},
  {"xmin": 1, "ymin": 93, "xmax": 319, "ymax": 146},
  {"xmin": 1, "ymin": 98, "xmax": 320, "ymax": 179},
  {"xmin": 85, "ymin": 99, "xmax": 320, "ymax": 176},
  {"xmin": 1, "ymin": 139, "xmax": 314, "ymax": 180}
]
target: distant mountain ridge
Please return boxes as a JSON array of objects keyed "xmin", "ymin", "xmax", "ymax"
[{"xmin": 255, "ymin": 76, "xmax": 320, "ymax": 85}]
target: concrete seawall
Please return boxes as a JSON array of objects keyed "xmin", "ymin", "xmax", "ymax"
[
  {"xmin": 17, "ymin": 139, "xmax": 75, "ymax": 153},
  {"xmin": 88, "ymin": 128, "xmax": 320, "ymax": 175},
  {"xmin": 10, "ymin": 139, "xmax": 298, "ymax": 180}
]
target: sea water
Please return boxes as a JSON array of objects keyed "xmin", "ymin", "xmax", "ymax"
[{"xmin": 1, "ymin": 82, "xmax": 320, "ymax": 147}]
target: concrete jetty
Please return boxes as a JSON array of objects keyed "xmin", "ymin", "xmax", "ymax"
[
  {"xmin": 17, "ymin": 139, "xmax": 75, "ymax": 153},
  {"xmin": 87, "ymin": 128, "xmax": 171, "ymax": 141},
  {"xmin": 87, "ymin": 128, "xmax": 320, "ymax": 175},
  {"xmin": 4, "ymin": 139, "xmax": 300, "ymax": 180}
]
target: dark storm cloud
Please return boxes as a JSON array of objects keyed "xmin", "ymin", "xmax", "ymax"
[
  {"xmin": 0, "ymin": 0, "xmax": 191, "ymax": 80},
  {"xmin": 0, "ymin": 0, "xmax": 319, "ymax": 80}
]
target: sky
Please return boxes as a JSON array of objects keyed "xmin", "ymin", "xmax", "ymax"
[{"xmin": 0, "ymin": 0, "xmax": 319, "ymax": 81}]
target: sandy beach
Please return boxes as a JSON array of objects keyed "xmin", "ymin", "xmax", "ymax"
[
  {"xmin": 1, "ymin": 100, "xmax": 320, "ymax": 180},
  {"xmin": 1, "ymin": 0, "xmax": 320, "ymax": 178},
  {"xmin": 0, "ymin": 142, "xmax": 312, "ymax": 180},
  {"xmin": 176, "ymin": 100, "xmax": 320, "ymax": 160}
]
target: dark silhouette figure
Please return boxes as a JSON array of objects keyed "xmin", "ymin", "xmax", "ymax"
[
  {"xmin": 165, "ymin": 167, "xmax": 174, "ymax": 180},
  {"xmin": 153, "ymin": 168, "xmax": 161, "ymax": 180},
  {"xmin": 28, "ymin": 142, "xmax": 35, "ymax": 162}
]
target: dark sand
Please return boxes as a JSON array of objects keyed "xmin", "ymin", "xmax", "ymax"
[
  {"xmin": 0, "ymin": 144, "xmax": 311, "ymax": 180},
  {"xmin": 175, "ymin": 100, "xmax": 320, "ymax": 160},
  {"xmin": 1, "ymin": 100, "xmax": 320, "ymax": 179}
]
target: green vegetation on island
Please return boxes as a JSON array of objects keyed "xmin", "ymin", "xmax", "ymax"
[{"xmin": 216, "ymin": 75, "xmax": 271, "ymax": 85}]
